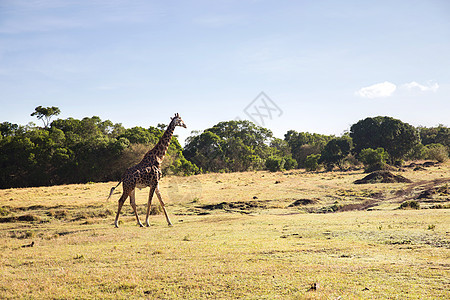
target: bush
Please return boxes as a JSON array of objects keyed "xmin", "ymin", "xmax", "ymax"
[
  {"xmin": 345, "ymin": 154, "xmax": 361, "ymax": 168},
  {"xmin": 358, "ymin": 148, "xmax": 389, "ymax": 172},
  {"xmin": 305, "ymin": 154, "xmax": 321, "ymax": 171},
  {"xmin": 426, "ymin": 143, "xmax": 448, "ymax": 162},
  {"xmin": 399, "ymin": 200, "xmax": 420, "ymax": 210},
  {"xmin": 0, "ymin": 206, "xmax": 9, "ymax": 216},
  {"xmin": 283, "ymin": 156, "xmax": 298, "ymax": 170},
  {"xmin": 265, "ymin": 156, "xmax": 285, "ymax": 172},
  {"xmin": 406, "ymin": 143, "xmax": 428, "ymax": 161},
  {"xmin": 291, "ymin": 144, "xmax": 322, "ymax": 168},
  {"xmin": 170, "ymin": 157, "xmax": 201, "ymax": 176}
]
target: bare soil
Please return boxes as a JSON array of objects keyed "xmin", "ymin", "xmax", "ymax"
[{"xmin": 354, "ymin": 170, "xmax": 412, "ymax": 184}]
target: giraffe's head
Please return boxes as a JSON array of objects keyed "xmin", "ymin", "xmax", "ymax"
[{"xmin": 172, "ymin": 113, "xmax": 187, "ymax": 128}]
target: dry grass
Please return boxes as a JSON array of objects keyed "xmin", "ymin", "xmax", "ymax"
[{"xmin": 0, "ymin": 162, "xmax": 449, "ymax": 299}]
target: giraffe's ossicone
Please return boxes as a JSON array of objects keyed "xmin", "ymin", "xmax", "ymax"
[{"xmin": 108, "ymin": 113, "xmax": 187, "ymax": 228}]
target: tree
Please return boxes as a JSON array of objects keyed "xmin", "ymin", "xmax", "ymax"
[
  {"xmin": 320, "ymin": 137, "xmax": 352, "ymax": 170},
  {"xmin": 350, "ymin": 116, "xmax": 419, "ymax": 163},
  {"xmin": 31, "ymin": 106, "xmax": 61, "ymax": 128},
  {"xmin": 0, "ymin": 122, "xmax": 19, "ymax": 137},
  {"xmin": 183, "ymin": 131, "xmax": 226, "ymax": 172},
  {"xmin": 418, "ymin": 125, "xmax": 449, "ymax": 157},
  {"xmin": 119, "ymin": 126, "xmax": 155, "ymax": 144},
  {"xmin": 223, "ymin": 136, "xmax": 263, "ymax": 171},
  {"xmin": 270, "ymin": 138, "xmax": 291, "ymax": 157},
  {"xmin": 418, "ymin": 125, "xmax": 449, "ymax": 148},
  {"xmin": 284, "ymin": 130, "xmax": 333, "ymax": 168},
  {"xmin": 208, "ymin": 120, "xmax": 273, "ymax": 159},
  {"xmin": 184, "ymin": 120, "xmax": 273, "ymax": 172},
  {"xmin": 0, "ymin": 114, "xmax": 194, "ymax": 188}
]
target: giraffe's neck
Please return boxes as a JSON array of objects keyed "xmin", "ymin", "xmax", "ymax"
[{"xmin": 144, "ymin": 119, "xmax": 176, "ymax": 164}]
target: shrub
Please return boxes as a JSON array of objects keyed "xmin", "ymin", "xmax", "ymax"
[
  {"xmin": 358, "ymin": 148, "xmax": 389, "ymax": 172},
  {"xmin": 345, "ymin": 154, "xmax": 361, "ymax": 168},
  {"xmin": 265, "ymin": 156, "xmax": 285, "ymax": 172},
  {"xmin": 0, "ymin": 206, "xmax": 9, "ymax": 216},
  {"xmin": 406, "ymin": 143, "xmax": 428, "ymax": 160},
  {"xmin": 426, "ymin": 143, "xmax": 448, "ymax": 162},
  {"xmin": 305, "ymin": 154, "xmax": 321, "ymax": 171},
  {"xmin": 292, "ymin": 144, "xmax": 321, "ymax": 168},
  {"xmin": 170, "ymin": 157, "xmax": 201, "ymax": 175},
  {"xmin": 399, "ymin": 200, "xmax": 420, "ymax": 210},
  {"xmin": 150, "ymin": 203, "xmax": 163, "ymax": 215},
  {"xmin": 283, "ymin": 156, "xmax": 298, "ymax": 170}
]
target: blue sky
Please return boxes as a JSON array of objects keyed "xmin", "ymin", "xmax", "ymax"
[{"xmin": 1, "ymin": 0, "xmax": 449, "ymax": 144}]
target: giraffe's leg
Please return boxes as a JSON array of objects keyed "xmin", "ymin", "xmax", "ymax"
[
  {"xmin": 145, "ymin": 185, "xmax": 156, "ymax": 227},
  {"xmin": 114, "ymin": 193, "xmax": 128, "ymax": 228},
  {"xmin": 155, "ymin": 185, "xmax": 173, "ymax": 226},
  {"xmin": 130, "ymin": 189, "xmax": 144, "ymax": 227}
]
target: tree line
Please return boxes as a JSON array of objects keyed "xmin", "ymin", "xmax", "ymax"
[
  {"xmin": 0, "ymin": 107, "xmax": 448, "ymax": 188},
  {"xmin": 0, "ymin": 109, "xmax": 198, "ymax": 188}
]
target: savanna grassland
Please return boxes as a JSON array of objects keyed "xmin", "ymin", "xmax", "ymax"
[{"xmin": 1, "ymin": 163, "xmax": 449, "ymax": 299}]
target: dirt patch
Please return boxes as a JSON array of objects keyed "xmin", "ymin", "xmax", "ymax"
[
  {"xmin": 405, "ymin": 161, "xmax": 438, "ymax": 169},
  {"xmin": 198, "ymin": 200, "xmax": 270, "ymax": 213},
  {"xmin": 288, "ymin": 199, "xmax": 317, "ymax": 207},
  {"xmin": 417, "ymin": 190, "xmax": 434, "ymax": 199},
  {"xmin": 56, "ymin": 229, "xmax": 92, "ymax": 236},
  {"xmin": 339, "ymin": 200, "xmax": 379, "ymax": 211},
  {"xmin": 315, "ymin": 200, "xmax": 378, "ymax": 213},
  {"xmin": 0, "ymin": 214, "xmax": 41, "ymax": 223},
  {"xmin": 354, "ymin": 171, "xmax": 412, "ymax": 184},
  {"xmin": 10, "ymin": 205, "xmax": 64, "ymax": 212},
  {"xmin": 390, "ymin": 178, "xmax": 450, "ymax": 203},
  {"xmin": 369, "ymin": 192, "xmax": 384, "ymax": 199},
  {"xmin": 416, "ymin": 184, "xmax": 449, "ymax": 200}
]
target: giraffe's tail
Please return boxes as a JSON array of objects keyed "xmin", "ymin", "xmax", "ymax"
[{"xmin": 107, "ymin": 180, "xmax": 122, "ymax": 201}]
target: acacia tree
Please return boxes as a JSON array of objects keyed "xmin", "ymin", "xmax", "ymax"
[
  {"xmin": 31, "ymin": 106, "xmax": 61, "ymax": 128},
  {"xmin": 350, "ymin": 116, "xmax": 419, "ymax": 163}
]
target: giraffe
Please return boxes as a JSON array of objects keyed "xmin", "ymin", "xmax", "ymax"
[{"xmin": 107, "ymin": 113, "xmax": 187, "ymax": 228}]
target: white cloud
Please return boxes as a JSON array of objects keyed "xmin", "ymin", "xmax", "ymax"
[
  {"xmin": 355, "ymin": 81, "xmax": 397, "ymax": 99},
  {"xmin": 356, "ymin": 80, "xmax": 439, "ymax": 99},
  {"xmin": 402, "ymin": 81, "xmax": 439, "ymax": 92}
]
